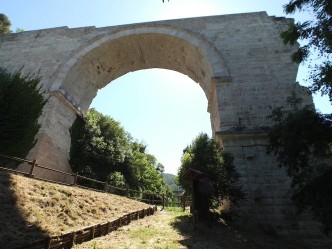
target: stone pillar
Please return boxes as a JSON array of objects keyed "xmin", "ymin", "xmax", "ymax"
[
  {"xmin": 217, "ymin": 132, "xmax": 293, "ymax": 228},
  {"xmin": 208, "ymin": 77, "xmax": 232, "ymax": 135},
  {"xmin": 220, "ymin": 132, "xmax": 331, "ymax": 246}
]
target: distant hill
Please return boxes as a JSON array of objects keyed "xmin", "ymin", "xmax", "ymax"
[{"xmin": 162, "ymin": 173, "xmax": 182, "ymax": 192}]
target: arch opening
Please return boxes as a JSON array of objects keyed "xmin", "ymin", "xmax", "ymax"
[
  {"xmin": 90, "ymin": 68, "xmax": 212, "ymax": 174},
  {"xmin": 36, "ymin": 27, "xmax": 229, "ymax": 175},
  {"xmin": 49, "ymin": 26, "xmax": 229, "ymax": 114}
]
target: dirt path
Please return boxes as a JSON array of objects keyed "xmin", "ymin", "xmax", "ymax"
[{"xmin": 74, "ymin": 208, "xmax": 309, "ymax": 249}]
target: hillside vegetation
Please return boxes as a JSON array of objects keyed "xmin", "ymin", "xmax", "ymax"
[
  {"xmin": 0, "ymin": 172, "xmax": 151, "ymax": 248},
  {"xmin": 162, "ymin": 173, "xmax": 181, "ymax": 191},
  {"xmin": 70, "ymin": 109, "xmax": 166, "ymax": 194}
]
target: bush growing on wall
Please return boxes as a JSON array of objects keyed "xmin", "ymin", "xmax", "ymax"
[{"xmin": 0, "ymin": 68, "xmax": 46, "ymax": 160}]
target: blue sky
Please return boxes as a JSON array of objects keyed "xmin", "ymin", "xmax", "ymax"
[{"xmin": 2, "ymin": 0, "xmax": 331, "ymax": 174}]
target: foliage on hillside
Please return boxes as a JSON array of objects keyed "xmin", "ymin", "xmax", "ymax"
[
  {"xmin": 162, "ymin": 173, "xmax": 181, "ymax": 191},
  {"xmin": 178, "ymin": 133, "xmax": 245, "ymax": 210},
  {"xmin": 69, "ymin": 109, "xmax": 166, "ymax": 194},
  {"xmin": 0, "ymin": 68, "xmax": 46, "ymax": 159}
]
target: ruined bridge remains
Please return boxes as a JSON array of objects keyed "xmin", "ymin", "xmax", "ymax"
[{"xmin": 1, "ymin": 12, "xmax": 321, "ymax": 239}]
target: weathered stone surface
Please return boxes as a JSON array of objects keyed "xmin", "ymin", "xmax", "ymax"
[{"xmin": 2, "ymin": 12, "xmax": 329, "ymax": 246}]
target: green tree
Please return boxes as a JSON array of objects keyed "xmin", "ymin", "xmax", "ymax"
[
  {"xmin": 281, "ymin": 0, "xmax": 332, "ymax": 101},
  {"xmin": 268, "ymin": 0, "xmax": 332, "ymax": 234},
  {"xmin": 267, "ymin": 100, "xmax": 332, "ymax": 234},
  {"xmin": 0, "ymin": 68, "xmax": 46, "ymax": 159},
  {"xmin": 0, "ymin": 13, "xmax": 11, "ymax": 34},
  {"xmin": 178, "ymin": 133, "xmax": 245, "ymax": 210},
  {"xmin": 126, "ymin": 148, "xmax": 164, "ymax": 193},
  {"xmin": 70, "ymin": 109, "xmax": 165, "ymax": 194},
  {"xmin": 108, "ymin": 171, "xmax": 127, "ymax": 189},
  {"xmin": 70, "ymin": 109, "xmax": 132, "ymax": 181}
]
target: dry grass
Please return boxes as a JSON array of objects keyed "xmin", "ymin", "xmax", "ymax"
[
  {"xmin": 0, "ymin": 172, "xmax": 150, "ymax": 248},
  {"xmin": 1, "ymin": 172, "xmax": 328, "ymax": 249}
]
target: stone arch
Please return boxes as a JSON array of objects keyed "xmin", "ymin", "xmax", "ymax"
[
  {"xmin": 2, "ymin": 13, "xmax": 324, "ymax": 240},
  {"xmin": 48, "ymin": 25, "xmax": 230, "ymax": 113}
]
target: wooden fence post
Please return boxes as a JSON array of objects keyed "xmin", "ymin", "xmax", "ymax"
[
  {"xmin": 126, "ymin": 187, "xmax": 129, "ymax": 197},
  {"xmin": 73, "ymin": 172, "xmax": 78, "ymax": 186},
  {"xmin": 162, "ymin": 194, "xmax": 165, "ymax": 210},
  {"xmin": 194, "ymin": 210, "xmax": 198, "ymax": 230},
  {"xmin": 69, "ymin": 232, "xmax": 76, "ymax": 247},
  {"xmin": 104, "ymin": 182, "xmax": 108, "ymax": 192},
  {"xmin": 107, "ymin": 222, "xmax": 111, "ymax": 234},
  {"xmin": 91, "ymin": 226, "xmax": 96, "ymax": 239},
  {"xmin": 45, "ymin": 237, "xmax": 51, "ymax": 249},
  {"xmin": 29, "ymin": 160, "xmax": 36, "ymax": 178}
]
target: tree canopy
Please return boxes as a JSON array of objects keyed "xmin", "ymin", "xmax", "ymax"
[
  {"xmin": 281, "ymin": 0, "xmax": 332, "ymax": 101},
  {"xmin": 0, "ymin": 68, "xmax": 46, "ymax": 159},
  {"xmin": 270, "ymin": 0, "xmax": 332, "ymax": 234},
  {"xmin": 268, "ymin": 102, "xmax": 332, "ymax": 234},
  {"xmin": 69, "ymin": 109, "xmax": 165, "ymax": 194},
  {"xmin": 0, "ymin": 13, "xmax": 11, "ymax": 34},
  {"xmin": 178, "ymin": 133, "xmax": 245, "ymax": 210}
]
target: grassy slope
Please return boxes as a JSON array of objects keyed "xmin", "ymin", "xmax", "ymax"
[{"xmin": 0, "ymin": 172, "xmax": 150, "ymax": 248}]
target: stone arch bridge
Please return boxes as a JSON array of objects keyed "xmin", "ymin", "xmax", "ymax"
[{"xmin": 0, "ymin": 12, "xmax": 315, "ymax": 236}]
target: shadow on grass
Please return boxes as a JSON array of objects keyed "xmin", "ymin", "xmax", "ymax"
[
  {"xmin": 170, "ymin": 212, "xmax": 252, "ymax": 249},
  {"xmin": 0, "ymin": 172, "xmax": 47, "ymax": 248},
  {"xmin": 169, "ymin": 211, "xmax": 311, "ymax": 249}
]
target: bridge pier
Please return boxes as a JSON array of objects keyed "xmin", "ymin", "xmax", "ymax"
[{"xmin": 18, "ymin": 94, "xmax": 77, "ymax": 182}]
